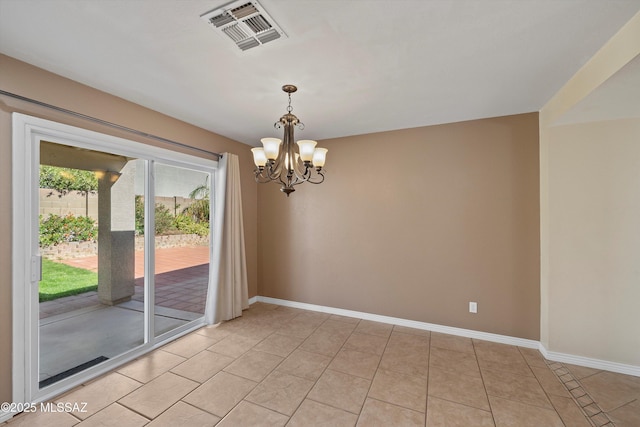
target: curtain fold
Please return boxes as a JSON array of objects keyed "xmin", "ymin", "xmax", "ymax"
[{"xmin": 205, "ymin": 153, "xmax": 249, "ymax": 324}]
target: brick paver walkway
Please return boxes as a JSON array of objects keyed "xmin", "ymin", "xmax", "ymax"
[
  {"xmin": 41, "ymin": 246, "xmax": 210, "ymax": 319},
  {"xmin": 59, "ymin": 246, "xmax": 209, "ymax": 278}
]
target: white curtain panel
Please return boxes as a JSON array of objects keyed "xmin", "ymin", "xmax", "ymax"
[{"xmin": 205, "ymin": 153, "xmax": 249, "ymax": 324}]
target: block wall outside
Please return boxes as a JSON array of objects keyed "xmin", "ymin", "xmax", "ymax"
[
  {"xmin": 42, "ymin": 234, "xmax": 209, "ymax": 260},
  {"xmin": 39, "ymin": 189, "xmax": 199, "ymax": 220}
]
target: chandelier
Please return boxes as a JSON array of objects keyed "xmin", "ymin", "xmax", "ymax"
[{"xmin": 251, "ymin": 85, "xmax": 328, "ymax": 196}]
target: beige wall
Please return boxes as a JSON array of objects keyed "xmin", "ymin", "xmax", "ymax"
[
  {"xmin": 540, "ymin": 12, "xmax": 640, "ymax": 365},
  {"xmin": 547, "ymin": 119, "xmax": 640, "ymax": 365},
  {"xmin": 0, "ymin": 54, "xmax": 258, "ymax": 404},
  {"xmin": 258, "ymin": 113, "xmax": 540, "ymax": 340}
]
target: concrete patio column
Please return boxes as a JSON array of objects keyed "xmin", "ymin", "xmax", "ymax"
[{"xmin": 97, "ymin": 161, "xmax": 136, "ymax": 305}]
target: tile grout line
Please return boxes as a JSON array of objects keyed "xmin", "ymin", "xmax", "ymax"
[
  {"xmin": 424, "ymin": 328, "xmax": 431, "ymax": 426},
  {"xmin": 353, "ymin": 323, "xmax": 393, "ymax": 425},
  {"xmin": 201, "ymin": 310, "xmax": 289, "ymax": 423},
  {"xmin": 312, "ymin": 316, "xmax": 378, "ymax": 418},
  {"xmin": 545, "ymin": 360, "xmax": 615, "ymax": 427},
  {"xmin": 518, "ymin": 347, "xmax": 567, "ymax": 415},
  {"xmin": 472, "ymin": 338, "xmax": 498, "ymax": 427},
  {"xmin": 241, "ymin": 309, "xmax": 318, "ymax": 421},
  {"xmin": 256, "ymin": 312, "xmax": 359, "ymax": 420},
  {"xmin": 217, "ymin": 309, "xmax": 357, "ymax": 423}
]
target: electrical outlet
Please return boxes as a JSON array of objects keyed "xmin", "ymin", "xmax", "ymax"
[{"xmin": 469, "ymin": 302, "xmax": 478, "ymax": 313}]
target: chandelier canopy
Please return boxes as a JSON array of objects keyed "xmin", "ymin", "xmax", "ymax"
[{"xmin": 251, "ymin": 85, "xmax": 327, "ymax": 196}]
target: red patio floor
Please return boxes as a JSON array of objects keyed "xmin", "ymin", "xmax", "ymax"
[
  {"xmin": 59, "ymin": 246, "xmax": 210, "ymax": 278},
  {"xmin": 42, "ymin": 246, "xmax": 210, "ymax": 319}
]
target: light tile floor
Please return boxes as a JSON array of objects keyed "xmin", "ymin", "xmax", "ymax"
[{"xmin": 6, "ymin": 302, "xmax": 640, "ymax": 426}]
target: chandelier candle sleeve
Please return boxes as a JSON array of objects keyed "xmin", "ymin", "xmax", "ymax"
[{"xmin": 251, "ymin": 84, "xmax": 328, "ymax": 196}]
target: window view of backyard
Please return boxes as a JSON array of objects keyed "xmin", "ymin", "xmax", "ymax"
[
  {"xmin": 39, "ymin": 165, "xmax": 211, "ymax": 306},
  {"xmin": 39, "ymin": 165, "xmax": 99, "ymax": 301},
  {"xmin": 38, "ymin": 144, "xmax": 212, "ymax": 387}
]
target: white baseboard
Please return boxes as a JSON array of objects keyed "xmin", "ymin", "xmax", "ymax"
[
  {"xmin": 253, "ymin": 296, "xmax": 640, "ymax": 378},
  {"xmin": 255, "ymin": 296, "xmax": 539, "ymax": 349},
  {"xmin": 539, "ymin": 345, "xmax": 640, "ymax": 377},
  {"xmin": 0, "ymin": 411, "xmax": 11, "ymax": 424}
]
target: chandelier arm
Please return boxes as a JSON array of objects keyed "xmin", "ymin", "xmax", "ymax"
[
  {"xmin": 291, "ymin": 175, "xmax": 313, "ymax": 186},
  {"xmin": 266, "ymin": 163, "xmax": 282, "ymax": 181},
  {"xmin": 290, "ymin": 160, "xmax": 310, "ymax": 182},
  {"xmin": 305, "ymin": 171, "xmax": 325, "ymax": 184},
  {"xmin": 282, "ymin": 120, "xmax": 299, "ymax": 179},
  {"xmin": 289, "ymin": 173, "xmax": 323, "ymax": 186},
  {"xmin": 262, "ymin": 156, "xmax": 286, "ymax": 181},
  {"xmin": 254, "ymin": 174, "xmax": 273, "ymax": 184},
  {"xmin": 286, "ymin": 160, "xmax": 308, "ymax": 187},
  {"xmin": 286, "ymin": 121, "xmax": 308, "ymax": 181},
  {"xmin": 254, "ymin": 159, "xmax": 288, "ymax": 183},
  {"xmin": 254, "ymin": 167, "xmax": 276, "ymax": 184},
  {"xmin": 270, "ymin": 120, "xmax": 286, "ymax": 178},
  {"xmin": 278, "ymin": 172, "xmax": 301, "ymax": 191},
  {"xmin": 287, "ymin": 168, "xmax": 324, "ymax": 187},
  {"xmin": 295, "ymin": 168, "xmax": 325, "ymax": 184},
  {"xmin": 255, "ymin": 168, "xmax": 268, "ymax": 181}
]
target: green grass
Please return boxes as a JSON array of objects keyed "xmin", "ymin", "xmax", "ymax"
[{"xmin": 39, "ymin": 259, "xmax": 98, "ymax": 302}]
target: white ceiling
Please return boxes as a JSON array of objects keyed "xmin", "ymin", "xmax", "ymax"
[{"xmin": 1, "ymin": 0, "xmax": 639, "ymax": 146}]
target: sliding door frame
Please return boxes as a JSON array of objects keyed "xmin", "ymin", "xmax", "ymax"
[{"xmin": 12, "ymin": 113, "xmax": 217, "ymax": 404}]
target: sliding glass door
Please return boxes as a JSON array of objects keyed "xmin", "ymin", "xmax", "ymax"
[
  {"xmin": 12, "ymin": 113, "xmax": 217, "ymax": 403},
  {"xmin": 38, "ymin": 145, "xmax": 147, "ymax": 388},
  {"xmin": 153, "ymin": 164, "xmax": 211, "ymax": 337}
]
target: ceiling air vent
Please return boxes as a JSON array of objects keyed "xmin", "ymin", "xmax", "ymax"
[{"xmin": 201, "ymin": 0, "xmax": 287, "ymax": 51}]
